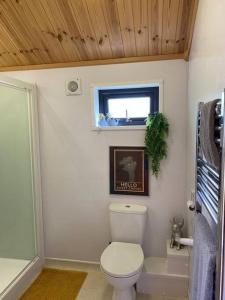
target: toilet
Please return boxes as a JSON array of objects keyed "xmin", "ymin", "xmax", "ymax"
[{"xmin": 100, "ymin": 203, "xmax": 147, "ymax": 300}]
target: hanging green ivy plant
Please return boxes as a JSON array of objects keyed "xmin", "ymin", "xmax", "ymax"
[{"xmin": 145, "ymin": 112, "xmax": 169, "ymax": 177}]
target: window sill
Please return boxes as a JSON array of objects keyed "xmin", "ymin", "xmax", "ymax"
[{"xmin": 92, "ymin": 125, "xmax": 146, "ymax": 131}]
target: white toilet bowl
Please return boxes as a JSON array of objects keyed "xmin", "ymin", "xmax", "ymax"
[{"xmin": 100, "ymin": 242, "xmax": 144, "ymax": 300}]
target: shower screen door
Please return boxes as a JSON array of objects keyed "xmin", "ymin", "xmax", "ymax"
[{"xmin": 0, "ymin": 76, "xmax": 42, "ymax": 297}]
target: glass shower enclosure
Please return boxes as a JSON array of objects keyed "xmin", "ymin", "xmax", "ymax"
[{"xmin": 0, "ymin": 76, "xmax": 42, "ymax": 298}]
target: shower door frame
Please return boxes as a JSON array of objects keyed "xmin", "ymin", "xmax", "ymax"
[{"xmin": 0, "ymin": 75, "xmax": 44, "ymax": 300}]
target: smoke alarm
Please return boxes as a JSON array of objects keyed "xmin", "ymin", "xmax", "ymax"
[{"xmin": 65, "ymin": 78, "xmax": 81, "ymax": 95}]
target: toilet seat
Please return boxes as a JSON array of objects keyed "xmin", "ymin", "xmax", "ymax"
[{"xmin": 100, "ymin": 242, "xmax": 144, "ymax": 278}]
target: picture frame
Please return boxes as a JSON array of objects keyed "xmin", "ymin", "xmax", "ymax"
[{"xmin": 110, "ymin": 146, "xmax": 149, "ymax": 196}]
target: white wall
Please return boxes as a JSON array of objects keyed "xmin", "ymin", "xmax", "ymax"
[
  {"xmin": 186, "ymin": 0, "xmax": 225, "ymax": 233},
  {"xmin": 7, "ymin": 59, "xmax": 187, "ymax": 262}
]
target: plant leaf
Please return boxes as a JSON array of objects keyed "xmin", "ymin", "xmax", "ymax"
[{"xmin": 145, "ymin": 112, "xmax": 169, "ymax": 177}]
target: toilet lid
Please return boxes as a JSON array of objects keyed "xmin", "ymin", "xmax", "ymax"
[{"xmin": 100, "ymin": 242, "xmax": 144, "ymax": 278}]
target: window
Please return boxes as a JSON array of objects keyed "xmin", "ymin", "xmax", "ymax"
[{"xmin": 98, "ymin": 87, "xmax": 159, "ymax": 126}]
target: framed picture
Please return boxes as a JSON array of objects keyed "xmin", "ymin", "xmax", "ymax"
[{"xmin": 110, "ymin": 146, "xmax": 149, "ymax": 196}]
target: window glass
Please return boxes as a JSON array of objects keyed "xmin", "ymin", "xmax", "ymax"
[{"xmin": 108, "ymin": 97, "xmax": 151, "ymax": 119}]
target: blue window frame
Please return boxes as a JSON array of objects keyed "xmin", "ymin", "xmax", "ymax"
[{"xmin": 98, "ymin": 86, "xmax": 159, "ymax": 126}]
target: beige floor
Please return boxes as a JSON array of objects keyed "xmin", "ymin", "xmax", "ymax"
[{"xmin": 76, "ymin": 270, "xmax": 188, "ymax": 300}]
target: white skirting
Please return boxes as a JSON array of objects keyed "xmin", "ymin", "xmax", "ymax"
[{"xmin": 45, "ymin": 257, "xmax": 100, "ymax": 272}]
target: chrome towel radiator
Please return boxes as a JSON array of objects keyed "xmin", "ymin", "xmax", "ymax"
[{"xmin": 195, "ymin": 93, "xmax": 225, "ymax": 300}]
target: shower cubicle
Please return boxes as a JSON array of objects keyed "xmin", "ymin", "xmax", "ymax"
[{"xmin": 0, "ymin": 76, "xmax": 43, "ymax": 300}]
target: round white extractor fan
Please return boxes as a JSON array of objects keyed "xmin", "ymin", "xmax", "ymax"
[{"xmin": 65, "ymin": 78, "xmax": 81, "ymax": 95}]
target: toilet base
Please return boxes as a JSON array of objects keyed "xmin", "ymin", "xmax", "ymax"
[{"xmin": 112, "ymin": 286, "xmax": 136, "ymax": 300}]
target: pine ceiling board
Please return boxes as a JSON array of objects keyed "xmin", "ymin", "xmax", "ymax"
[
  {"xmin": 11, "ymin": 0, "xmax": 52, "ymax": 64},
  {"xmin": 4, "ymin": 0, "xmax": 46, "ymax": 65},
  {"xmin": 0, "ymin": 10, "xmax": 33, "ymax": 66},
  {"xmin": 0, "ymin": 38, "xmax": 18, "ymax": 67},
  {"xmin": 0, "ymin": 7, "xmax": 21, "ymax": 66},
  {"xmin": 42, "ymin": 0, "xmax": 80, "ymax": 62},
  {"xmin": 0, "ymin": 25, "xmax": 22, "ymax": 66},
  {"xmin": 174, "ymin": 0, "xmax": 184, "ymax": 53},
  {"xmin": 83, "ymin": 0, "xmax": 113, "ymax": 59},
  {"xmin": 162, "ymin": 0, "xmax": 170, "ymax": 55},
  {"xmin": 161, "ymin": 0, "xmax": 180, "ymax": 55},
  {"xmin": 0, "ymin": 54, "xmax": 9, "ymax": 67},
  {"xmin": 178, "ymin": 0, "xmax": 190, "ymax": 53},
  {"xmin": 100, "ymin": 0, "xmax": 124, "ymax": 58},
  {"xmin": 0, "ymin": 44, "xmax": 9, "ymax": 67},
  {"xmin": 0, "ymin": 0, "xmax": 40, "ymax": 65},
  {"xmin": 39, "ymin": 0, "xmax": 76, "ymax": 63},
  {"xmin": 166, "ymin": 0, "xmax": 180, "ymax": 54},
  {"xmin": 149, "ymin": 0, "xmax": 163, "ymax": 55},
  {"xmin": 33, "ymin": 0, "xmax": 78, "ymax": 63},
  {"xmin": 24, "ymin": 0, "xmax": 69, "ymax": 63},
  {"xmin": 68, "ymin": 0, "xmax": 102, "ymax": 60},
  {"xmin": 23, "ymin": 1, "xmax": 59, "ymax": 63},
  {"xmin": 52, "ymin": 0, "xmax": 88, "ymax": 61},
  {"xmin": 184, "ymin": 0, "xmax": 199, "ymax": 59},
  {"xmin": 132, "ymin": 0, "xmax": 148, "ymax": 57},
  {"xmin": 147, "ymin": 0, "xmax": 152, "ymax": 55},
  {"xmin": 116, "ymin": 0, "xmax": 137, "ymax": 57},
  {"xmin": 162, "ymin": 0, "xmax": 170, "ymax": 54}
]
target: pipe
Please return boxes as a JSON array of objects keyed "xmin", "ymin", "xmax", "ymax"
[{"xmin": 176, "ymin": 237, "xmax": 194, "ymax": 247}]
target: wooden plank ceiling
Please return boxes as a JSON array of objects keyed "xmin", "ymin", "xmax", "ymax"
[{"xmin": 0, "ymin": 0, "xmax": 198, "ymax": 71}]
